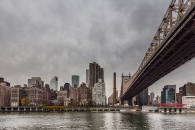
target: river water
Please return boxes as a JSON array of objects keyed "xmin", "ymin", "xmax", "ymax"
[{"xmin": 0, "ymin": 112, "xmax": 195, "ymax": 130}]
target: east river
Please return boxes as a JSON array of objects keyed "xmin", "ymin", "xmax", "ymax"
[{"xmin": 0, "ymin": 112, "xmax": 195, "ymax": 130}]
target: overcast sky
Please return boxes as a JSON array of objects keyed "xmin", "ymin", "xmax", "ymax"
[{"xmin": 1, "ymin": 0, "xmax": 195, "ymax": 98}]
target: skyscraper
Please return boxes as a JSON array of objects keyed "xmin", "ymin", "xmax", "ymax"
[
  {"xmin": 150, "ymin": 92, "xmax": 155, "ymax": 102},
  {"xmin": 136, "ymin": 88, "xmax": 148, "ymax": 106},
  {"xmin": 86, "ymin": 69, "xmax": 89, "ymax": 87},
  {"xmin": 161, "ymin": 85, "xmax": 176, "ymax": 103},
  {"xmin": 50, "ymin": 76, "xmax": 58, "ymax": 90},
  {"xmin": 71, "ymin": 75, "xmax": 79, "ymax": 87},
  {"xmin": 89, "ymin": 62, "xmax": 104, "ymax": 89}
]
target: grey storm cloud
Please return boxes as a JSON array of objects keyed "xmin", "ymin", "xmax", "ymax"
[{"xmin": 1, "ymin": 0, "xmax": 194, "ymax": 98}]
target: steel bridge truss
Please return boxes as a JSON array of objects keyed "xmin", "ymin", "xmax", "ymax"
[{"xmin": 121, "ymin": 0, "xmax": 195, "ymax": 101}]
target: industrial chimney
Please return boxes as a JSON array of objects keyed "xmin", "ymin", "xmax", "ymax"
[{"xmin": 113, "ymin": 72, "xmax": 116, "ymax": 105}]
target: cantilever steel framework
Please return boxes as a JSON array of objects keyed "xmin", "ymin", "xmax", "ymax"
[{"xmin": 121, "ymin": 0, "xmax": 195, "ymax": 102}]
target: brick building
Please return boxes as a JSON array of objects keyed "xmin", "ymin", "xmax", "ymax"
[
  {"xmin": 0, "ymin": 86, "xmax": 11, "ymax": 106},
  {"xmin": 69, "ymin": 85, "xmax": 79, "ymax": 106},
  {"xmin": 78, "ymin": 83, "xmax": 89, "ymax": 106}
]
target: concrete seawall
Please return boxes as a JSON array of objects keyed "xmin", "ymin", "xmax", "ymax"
[{"xmin": 0, "ymin": 106, "xmax": 141, "ymax": 112}]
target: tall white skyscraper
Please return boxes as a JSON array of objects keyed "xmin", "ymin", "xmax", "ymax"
[{"xmin": 50, "ymin": 76, "xmax": 58, "ymax": 90}]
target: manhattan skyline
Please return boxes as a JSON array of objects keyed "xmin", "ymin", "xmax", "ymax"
[{"xmin": 1, "ymin": 0, "xmax": 195, "ymax": 97}]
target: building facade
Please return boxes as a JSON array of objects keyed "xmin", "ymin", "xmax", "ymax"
[
  {"xmin": 136, "ymin": 88, "xmax": 148, "ymax": 106},
  {"xmin": 182, "ymin": 96, "xmax": 195, "ymax": 108},
  {"xmin": 50, "ymin": 76, "xmax": 58, "ymax": 90},
  {"xmin": 161, "ymin": 85, "xmax": 176, "ymax": 103},
  {"xmin": 71, "ymin": 75, "xmax": 79, "ymax": 87},
  {"xmin": 78, "ymin": 83, "xmax": 89, "ymax": 106},
  {"xmin": 92, "ymin": 79, "xmax": 106, "ymax": 106},
  {"xmin": 28, "ymin": 77, "xmax": 44, "ymax": 88},
  {"xmin": 56, "ymin": 89, "xmax": 68, "ymax": 105},
  {"xmin": 150, "ymin": 92, "xmax": 155, "ymax": 102},
  {"xmin": 0, "ymin": 86, "xmax": 10, "ymax": 106},
  {"xmin": 64, "ymin": 83, "xmax": 71, "ymax": 91},
  {"xmin": 69, "ymin": 85, "xmax": 79, "ymax": 106},
  {"xmin": 89, "ymin": 62, "xmax": 104, "ymax": 89}
]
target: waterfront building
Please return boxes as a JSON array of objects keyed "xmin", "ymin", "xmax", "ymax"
[
  {"xmin": 150, "ymin": 92, "xmax": 155, "ymax": 102},
  {"xmin": 161, "ymin": 85, "xmax": 176, "ymax": 103},
  {"xmin": 24, "ymin": 86, "xmax": 43, "ymax": 106},
  {"xmin": 56, "ymin": 89, "xmax": 68, "ymax": 105},
  {"xmin": 86, "ymin": 69, "xmax": 89, "ymax": 87},
  {"xmin": 64, "ymin": 97, "xmax": 71, "ymax": 106},
  {"xmin": 71, "ymin": 75, "xmax": 79, "ymax": 87},
  {"xmin": 69, "ymin": 85, "xmax": 79, "ymax": 106},
  {"xmin": 28, "ymin": 77, "xmax": 44, "ymax": 88},
  {"xmin": 182, "ymin": 96, "xmax": 195, "ymax": 108},
  {"xmin": 92, "ymin": 79, "xmax": 106, "ymax": 106},
  {"xmin": 78, "ymin": 83, "xmax": 89, "ymax": 106},
  {"xmin": 50, "ymin": 76, "xmax": 58, "ymax": 90},
  {"xmin": 0, "ymin": 78, "xmax": 11, "ymax": 106},
  {"xmin": 10, "ymin": 85, "xmax": 21, "ymax": 107},
  {"xmin": 64, "ymin": 83, "xmax": 71, "ymax": 91},
  {"xmin": 136, "ymin": 88, "xmax": 148, "ymax": 106},
  {"xmin": 142, "ymin": 88, "xmax": 148, "ymax": 105},
  {"xmin": 0, "ymin": 85, "xmax": 10, "ymax": 106}
]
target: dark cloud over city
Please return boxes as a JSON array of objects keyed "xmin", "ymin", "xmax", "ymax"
[{"xmin": 1, "ymin": 0, "xmax": 195, "ymax": 97}]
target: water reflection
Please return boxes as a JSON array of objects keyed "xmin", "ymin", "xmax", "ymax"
[{"xmin": 0, "ymin": 112, "xmax": 195, "ymax": 129}]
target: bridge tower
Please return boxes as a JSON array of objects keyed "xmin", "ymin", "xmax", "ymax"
[{"xmin": 119, "ymin": 73, "xmax": 131, "ymax": 105}]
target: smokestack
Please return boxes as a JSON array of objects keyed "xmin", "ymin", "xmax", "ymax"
[{"xmin": 113, "ymin": 72, "xmax": 116, "ymax": 105}]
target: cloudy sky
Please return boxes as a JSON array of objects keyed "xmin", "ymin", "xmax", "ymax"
[{"xmin": 1, "ymin": 0, "xmax": 195, "ymax": 98}]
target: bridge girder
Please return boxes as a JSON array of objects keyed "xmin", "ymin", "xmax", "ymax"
[{"xmin": 121, "ymin": 0, "xmax": 195, "ymax": 100}]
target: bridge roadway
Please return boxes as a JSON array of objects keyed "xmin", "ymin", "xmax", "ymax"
[
  {"xmin": 0, "ymin": 106, "xmax": 140, "ymax": 112},
  {"xmin": 121, "ymin": 2, "xmax": 195, "ymax": 101}
]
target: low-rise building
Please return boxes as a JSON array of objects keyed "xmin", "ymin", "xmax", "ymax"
[
  {"xmin": 64, "ymin": 97, "xmax": 71, "ymax": 106},
  {"xmin": 182, "ymin": 96, "xmax": 195, "ymax": 108},
  {"xmin": 10, "ymin": 85, "xmax": 21, "ymax": 107},
  {"xmin": 56, "ymin": 88, "xmax": 68, "ymax": 105}
]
